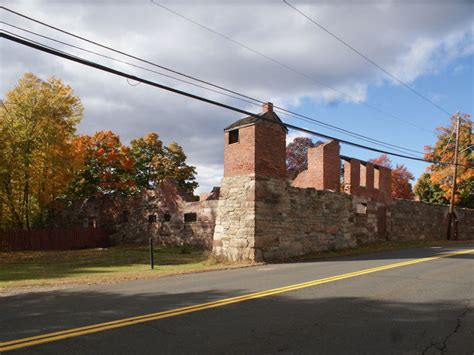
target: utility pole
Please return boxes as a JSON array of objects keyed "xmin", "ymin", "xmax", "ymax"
[{"xmin": 447, "ymin": 113, "xmax": 461, "ymax": 240}]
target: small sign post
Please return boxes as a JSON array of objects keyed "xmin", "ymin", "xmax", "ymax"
[{"xmin": 149, "ymin": 238, "xmax": 154, "ymax": 270}]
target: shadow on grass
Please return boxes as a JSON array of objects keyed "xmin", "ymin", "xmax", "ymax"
[
  {"xmin": 0, "ymin": 245, "xmax": 211, "ymax": 283},
  {"xmin": 0, "ymin": 287, "xmax": 472, "ymax": 354},
  {"xmin": 1, "ymin": 241, "xmax": 473, "ymax": 284}
]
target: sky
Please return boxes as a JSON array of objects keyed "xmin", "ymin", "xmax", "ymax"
[{"xmin": 1, "ymin": 0, "xmax": 473, "ymax": 194}]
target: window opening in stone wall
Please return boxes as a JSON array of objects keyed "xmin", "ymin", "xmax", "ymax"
[
  {"xmin": 356, "ymin": 203, "xmax": 367, "ymax": 214},
  {"xmin": 360, "ymin": 163, "xmax": 367, "ymax": 187},
  {"xmin": 148, "ymin": 214, "xmax": 157, "ymax": 223},
  {"xmin": 122, "ymin": 210, "xmax": 129, "ymax": 223},
  {"xmin": 184, "ymin": 213, "xmax": 197, "ymax": 223},
  {"xmin": 340, "ymin": 160, "xmax": 345, "ymax": 192},
  {"xmin": 228, "ymin": 129, "xmax": 239, "ymax": 144},
  {"xmin": 164, "ymin": 213, "xmax": 171, "ymax": 222}
]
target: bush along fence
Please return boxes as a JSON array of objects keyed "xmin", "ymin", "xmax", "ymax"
[{"xmin": 0, "ymin": 227, "xmax": 109, "ymax": 252}]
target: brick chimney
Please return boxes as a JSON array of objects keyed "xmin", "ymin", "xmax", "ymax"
[
  {"xmin": 223, "ymin": 101, "xmax": 286, "ymax": 179},
  {"xmin": 262, "ymin": 102, "xmax": 273, "ymax": 113}
]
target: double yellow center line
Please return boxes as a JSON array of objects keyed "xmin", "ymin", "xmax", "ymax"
[{"xmin": 1, "ymin": 248, "xmax": 473, "ymax": 352}]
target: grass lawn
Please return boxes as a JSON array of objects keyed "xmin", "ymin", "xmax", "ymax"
[
  {"xmin": 0, "ymin": 239, "xmax": 467, "ymax": 293},
  {"xmin": 0, "ymin": 245, "xmax": 247, "ymax": 292}
]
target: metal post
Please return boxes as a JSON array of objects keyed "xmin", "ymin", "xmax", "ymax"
[
  {"xmin": 447, "ymin": 113, "xmax": 461, "ymax": 240},
  {"xmin": 149, "ymin": 238, "xmax": 154, "ymax": 269}
]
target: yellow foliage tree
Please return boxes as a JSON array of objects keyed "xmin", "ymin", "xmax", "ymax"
[
  {"xmin": 421, "ymin": 113, "xmax": 473, "ymax": 207},
  {"xmin": 0, "ymin": 73, "xmax": 83, "ymax": 230}
]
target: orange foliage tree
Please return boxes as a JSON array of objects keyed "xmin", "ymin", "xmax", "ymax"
[
  {"xmin": 368, "ymin": 154, "xmax": 415, "ymax": 199},
  {"xmin": 416, "ymin": 113, "xmax": 473, "ymax": 208},
  {"xmin": 69, "ymin": 131, "xmax": 136, "ymax": 199}
]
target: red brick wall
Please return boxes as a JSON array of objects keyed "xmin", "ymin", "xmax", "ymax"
[
  {"xmin": 365, "ymin": 163, "xmax": 375, "ymax": 190},
  {"xmin": 344, "ymin": 158, "xmax": 392, "ymax": 201},
  {"xmin": 254, "ymin": 121, "xmax": 287, "ymax": 179},
  {"xmin": 224, "ymin": 125, "xmax": 256, "ymax": 177},
  {"xmin": 343, "ymin": 158, "xmax": 360, "ymax": 194},
  {"xmin": 378, "ymin": 166, "xmax": 392, "ymax": 200},
  {"xmin": 224, "ymin": 103, "xmax": 286, "ymax": 179},
  {"xmin": 322, "ymin": 140, "xmax": 341, "ymax": 191},
  {"xmin": 293, "ymin": 140, "xmax": 340, "ymax": 190}
]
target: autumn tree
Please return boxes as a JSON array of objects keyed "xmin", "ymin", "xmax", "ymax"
[
  {"xmin": 130, "ymin": 133, "xmax": 167, "ymax": 189},
  {"xmin": 68, "ymin": 131, "xmax": 136, "ymax": 199},
  {"xmin": 368, "ymin": 154, "xmax": 415, "ymax": 199},
  {"xmin": 164, "ymin": 141, "xmax": 198, "ymax": 194},
  {"xmin": 416, "ymin": 113, "xmax": 473, "ymax": 208},
  {"xmin": 130, "ymin": 134, "xmax": 197, "ymax": 193},
  {"xmin": 0, "ymin": 73, "xmax": 83, "ymax": 229},
  {"xmin": 286, "ymin": 137, "xmax": 323, "ymax": 180}
]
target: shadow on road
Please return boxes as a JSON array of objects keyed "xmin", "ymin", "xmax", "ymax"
[{"xmin": 1, "ymin": 285, "xmax": 472, "ymax": 354}]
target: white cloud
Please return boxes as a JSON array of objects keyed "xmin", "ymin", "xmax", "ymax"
[{"xmin": 1, "ymin": 0, "xmax": 473, "ymax": 192}]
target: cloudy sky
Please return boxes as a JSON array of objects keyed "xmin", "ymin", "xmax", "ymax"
[{"xmin": 1, "ymin": 0, "xmax": 473, "ymax": 194}]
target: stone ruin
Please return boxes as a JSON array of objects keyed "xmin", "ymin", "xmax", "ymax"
[
  {"xmin": 57, "ymin": 178, "xmax": 219, "ymax": 249},
  {"xmin": 211, "ymin": 102, "xmax": 474, "ymax": 261},
  {"xmin": 61, "ymin": 102, "xmax": 474, "ymax": 259}
]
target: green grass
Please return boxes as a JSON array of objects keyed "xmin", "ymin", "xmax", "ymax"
[
  {"xmin": 1, "ymin": 239, "xmax": 467, "ymax": 292},
  {"xmin": 0, "ymin": 245, "xmax": 239, "ymax": 291}
]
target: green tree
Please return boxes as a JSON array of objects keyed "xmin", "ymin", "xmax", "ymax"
[
  {"xmin": 414, "ymin": 173, "xmax": 448, "ymax": 205},
  {"xmin": 0, "ymin": 73, "xmax": 83, "ymax": 229},
  {"xmin": 165, "ymin": 141, "xmax": 198, "ymax": 194},
  {"xmin": 130, "ymin": 133, "xmax": 166, "ymax": 189}
]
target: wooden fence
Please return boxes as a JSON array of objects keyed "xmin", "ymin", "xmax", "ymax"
[{"xmin": 0, "ymin": 227, "xmax": 109, "ymax": 252}]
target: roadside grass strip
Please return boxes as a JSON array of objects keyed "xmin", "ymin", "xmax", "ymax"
[{"xmin": 1, "ymin": 248, "xmax": 473, "ymax": 352}]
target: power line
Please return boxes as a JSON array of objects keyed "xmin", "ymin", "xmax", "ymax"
[
  {"xmin": 3, "ymin": 31, "xmax": 466, "ymax": 168},
  {"xmin": 283, "ymin": 0, "xmax": 453, "ymax": 117},
  {"xmin": 0, "ymin": 6, "xmax": 264, "ymax": 106},
  {"xmin": 0, "ymin": 22, "xmax": 261, "ymax": 107},
  {"xmin": 0, "ymin": 19, "xmax": 425, "ymax": 156},
  {"xmin": 149, "ymin": 0, "xmax": 437, "ymax": 135}
]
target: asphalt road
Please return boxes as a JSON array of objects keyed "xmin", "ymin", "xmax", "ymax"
[{"xmin": 1, "ymin": 244, "xmax": 473, "ymax": 354}]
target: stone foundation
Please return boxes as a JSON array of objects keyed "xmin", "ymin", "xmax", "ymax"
[
  {"xmin": 212, "ymin": 176, "xmax": 474, "ymax": 262},
  {"xmin": 212, "ymin": 175, "xmax": 257, "ymax": 261}
]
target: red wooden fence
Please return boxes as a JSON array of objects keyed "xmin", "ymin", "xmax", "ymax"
[{"xmin": 0, "ymin": 227, "xmax": 109, "ymax": 252}]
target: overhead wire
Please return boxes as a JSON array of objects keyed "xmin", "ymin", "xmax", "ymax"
[
  {"xmin": 0, "ymin": 21, "xmax": 260, "ymax": 107},
  {"xmin": 0, "ymin": 19, "xmax": 426, "ymax": 156},
  {"xmin": 148, "ymin": 0, "xmax": 437, "ymax": 135},
  {"xmin": 3, "ymin": 30, "xmax": 469, "ymax": 168},
  {"xmin": 283, "ymin": 0, "xmax": 454, "ymax": 117}
]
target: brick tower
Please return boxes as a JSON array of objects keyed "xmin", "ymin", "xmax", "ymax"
[
  {"xmin": 212, "ymin": 102, "xmax": 287, "ymax": 261},
  {"xmin": 223, "ymin": 102, "xmax": 287, "ymax": 179}
]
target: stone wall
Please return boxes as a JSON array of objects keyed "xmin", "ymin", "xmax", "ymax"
[
  {"xmin": 254, "ymin": 177, "xmax": 357, "ymax": 261},
  {"xmin": 389, "ymin": 199, "xmax": 474, "ymax": 241},
  {"xmin": 213, "ymin": 176, "xmax": 389, "ymax": 262},
  {"xmin": 57, "ymin": 179, "xmax": 219, "ymax": 249},
  {"xmin": 212, "ymin": 176, "xmax": 474, "ymax": 262},
  {"xmin": 212, "ymin": 175, "xmax": 256, "ymax": 261}
]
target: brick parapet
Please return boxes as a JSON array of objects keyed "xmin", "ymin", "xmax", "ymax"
[{"xmin": 293, "ymin": 140, "xmax": 340, "ymax": 191}]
